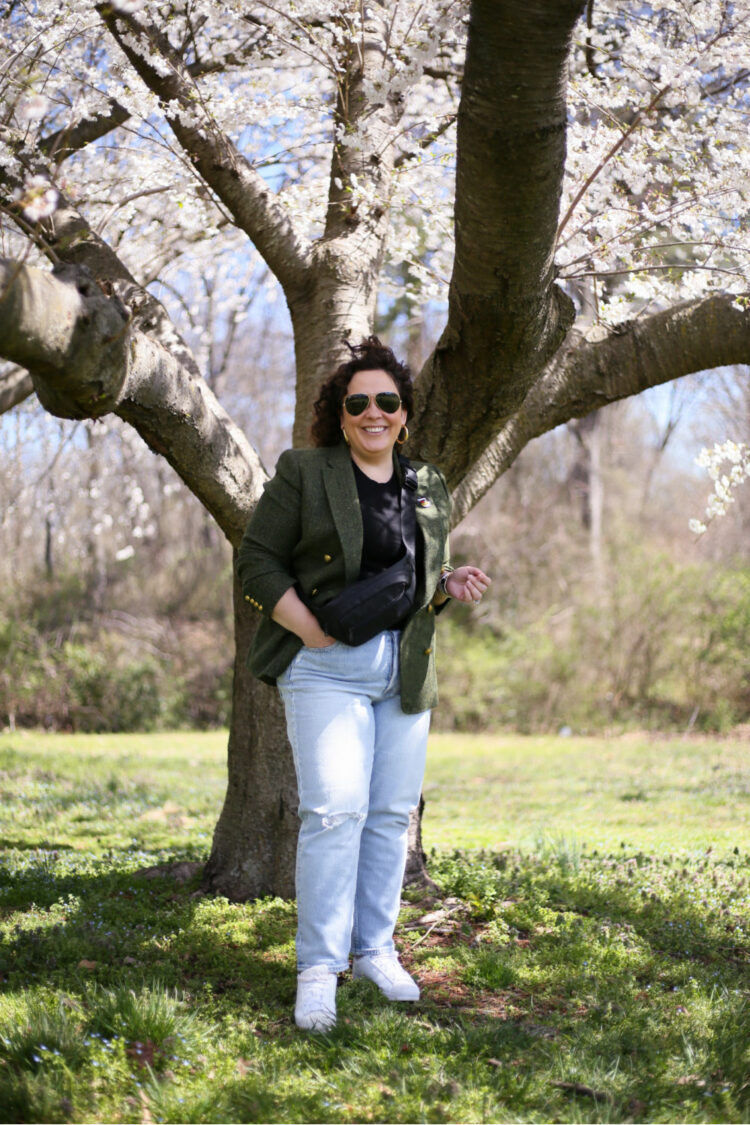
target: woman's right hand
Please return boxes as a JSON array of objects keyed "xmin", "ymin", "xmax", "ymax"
[
  {"xmin": 270, "ymin": 588, "xmax": 336, "ymax": 648},
  {"xmin": 300, "ymin": 627, "xmax": 336, "ymax": 649}
]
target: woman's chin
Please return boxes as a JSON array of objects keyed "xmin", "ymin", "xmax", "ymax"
[{"xmin": 353, "ymin": 435, "xmax": 393, "ymax": 456}]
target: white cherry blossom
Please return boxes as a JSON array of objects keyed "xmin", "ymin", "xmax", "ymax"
[
  {"xmin": 691, "ymin": 441, "xmax": 750, "ymax": 535},
  {"xmin": 14, "ymin": 176, "xmax": 59, "ymax": 222}
]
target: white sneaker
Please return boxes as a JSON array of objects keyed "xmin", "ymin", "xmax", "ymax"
[
  {"xmin": 294, "ymin": 966, "xmax": 337, "ymax": 1031},
  {"xmin": 353, "ymin": 953, "xmax": 420, "ymax": 1001}
]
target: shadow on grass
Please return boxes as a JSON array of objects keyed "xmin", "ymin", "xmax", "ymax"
[
  {"xmin": 1, "ymin": 860, "xmax": 297, "ymax": 1015},
  {"xmin": 2, "ymin": 844, "xmax": 750, "ymax": 1123}
]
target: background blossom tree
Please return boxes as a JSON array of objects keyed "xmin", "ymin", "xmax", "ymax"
[{"xmin": 0, "ymin": 0, "xmax": 748, "ymax": 898}]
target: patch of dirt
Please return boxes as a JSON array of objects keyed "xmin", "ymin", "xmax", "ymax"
[{"xmin": 133, "ymin": 860, "xmax": 203, "ymax": 883}]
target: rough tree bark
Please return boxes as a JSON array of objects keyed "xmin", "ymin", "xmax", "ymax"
[
  {"xmin": 2, "ymin": 0, "xmax": 749, "ymax": 903},
  {"xmin": 203, "ymin": 573, "xmax": 299, "ymax": 901},
  {"xmin": 409, "ymin": 0, "xmax": 582, "ymax": 476}
]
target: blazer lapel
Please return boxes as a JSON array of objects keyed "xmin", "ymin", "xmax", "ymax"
[
  {"xmin": 414, "ymin": 465, "xmax": 445, "ymax": 608},
  {"xmin": 323, "ymin": 442, "xmax": 363, "ymax": 584}
]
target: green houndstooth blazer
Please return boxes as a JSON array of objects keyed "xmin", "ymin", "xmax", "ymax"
[{"xmin": 237, "ymin": 440, "xmax": 452, "ymax": 714}]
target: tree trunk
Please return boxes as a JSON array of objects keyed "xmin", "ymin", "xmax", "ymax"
[
  {"xmin": 570, "ymin": 411, "xmax": 604, "ymax": 592},
  {"xmin": 203, "ymin": 566, "xmax": 299, "ymax": 900},
  {"xmin": 403, "ymin": 796, "xmax": 437, "ymax": 889},
  {"xmin": 207, "ymin": 263, "xmax": 439, "ymax": 898},
  {"xmin": 204, "ymin": 567, "xmax": 435, "ymax": 898}
]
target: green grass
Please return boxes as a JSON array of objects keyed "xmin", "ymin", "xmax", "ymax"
[
  {"xmin": 424, "ymin": 732, "xmax": 750, "ymax": 852},
  {"xmin": 1, "ymin": 729, "xmax": 749, "ymax": 1123}
]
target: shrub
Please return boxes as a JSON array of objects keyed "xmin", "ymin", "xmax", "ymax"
[
  {"xmin": 61, "ymin": 643, "xmax": 164, "ymax": 732},
  {"xmin": 435, "ymin": 555, "xmax": 750, "ymax": 734}
]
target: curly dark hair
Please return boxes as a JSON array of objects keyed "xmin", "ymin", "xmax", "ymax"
[{"xmin": 311, "ymin": 336, "xmax": 414, "ymax": 447}]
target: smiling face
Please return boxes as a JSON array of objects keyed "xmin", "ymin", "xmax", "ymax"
[{"xmin": 340, "ymin": 368, "xmax": 408, "ymax": 470}]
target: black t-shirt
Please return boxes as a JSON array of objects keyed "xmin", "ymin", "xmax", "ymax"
[{"xmin": 352, "ymin": 461, "xmax": 405, "ymax": 579}]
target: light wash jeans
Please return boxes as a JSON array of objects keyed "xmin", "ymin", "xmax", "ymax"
[{"xmin": 277, "ymin": 629, "xmax": 431, "ymax": 972}]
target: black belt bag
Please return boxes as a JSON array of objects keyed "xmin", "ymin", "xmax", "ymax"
[{"xmin": 303, "ymin": 458, "xmax": 418, "ymax": 647}]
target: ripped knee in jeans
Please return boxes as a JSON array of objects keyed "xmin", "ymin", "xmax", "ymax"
[
  {"xmin": 302, "ymin": 808, "xmax": 367, "ymax": 830},
  {"xmin": 322, "ymin": 810, "xmax": 366, "ymax": 829}
]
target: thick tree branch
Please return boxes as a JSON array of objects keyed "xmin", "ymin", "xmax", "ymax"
[
  {"xmin": 451, "ymin": 295, "xmax": 750, "ymax": 523},
  {"xmin": 39, "ymin": 102, "xmax": 131, "ymax": 163},
  {"xmin": 288, "ymin": 7, "xmax": 409, "ymax": 443},
  {"xmin": 0, "ymin": 129, "xmax": 136, "ymax": 283},
  {"xmin": 0, "ymin": 139, "xmax": 203, "ymax": 381},
  {"xmin": 0, "ymin": 367, "xmax": 33, "ymax": 414},
  {"xmin": 410, "ymin": 0, "xmax": 584, "ymax": 479},
  {"xmin": 97, "ymin": 5, "xmax": 312, "ymax": 297},
  {"xmin": 322, "ymin": 8, "xmax": 400, "ymax": 243},
  {"xmin": 0, "ymin": 260, "xmax": 266, "ymax": 542}
]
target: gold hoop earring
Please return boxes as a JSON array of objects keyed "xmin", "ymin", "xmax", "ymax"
[
  {"xmin": 341, "ymin": 428, "xmax": 350, "ymax": 446},
  {"xmin": 396, "ymin": 425, "xmax": 409, "ymax": 445}
]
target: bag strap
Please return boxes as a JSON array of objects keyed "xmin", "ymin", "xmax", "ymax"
[{"xmin": 398, "ymin": 455, "xmax": 418, "ymax": 567}]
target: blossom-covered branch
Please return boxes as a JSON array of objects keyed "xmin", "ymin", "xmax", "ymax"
[
  {"xmin": 689, "ymin": 441, "xmax": 750, "ymax": 535},
  {"xmin": 96, "ymin": 2, "xmax": 314, "ymax": 294}
]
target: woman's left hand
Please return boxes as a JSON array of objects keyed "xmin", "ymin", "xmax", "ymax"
[{"xmin": 445, "ymin": 565, "xmax": 491, "ymax": 605}]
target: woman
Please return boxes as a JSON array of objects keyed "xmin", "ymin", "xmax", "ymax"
[{"xmin": 238, "ymin": 337, "xmax": 490, "ymax": 1031}]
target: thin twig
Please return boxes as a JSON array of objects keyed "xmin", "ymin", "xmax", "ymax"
[
  {"xmin": 562, "ymin": 262, "xmax": 743, "ymax": 281},
  {"xmin": 557, "ymin": 84, "xmax": 671, "ymax": 242}
]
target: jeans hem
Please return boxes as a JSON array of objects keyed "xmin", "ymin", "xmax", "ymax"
[
  {"xmin": 351, "ymin": 943, "xmax": 397, "ymax": 959},
  {"xmin": 297, "ymin": 960, "xmax": 349, "ymax": 974}
]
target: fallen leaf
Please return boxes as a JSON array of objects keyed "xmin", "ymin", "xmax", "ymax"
[{"xmin": 77, "ymin": 959, "xmax": 97, "ymax": 970}]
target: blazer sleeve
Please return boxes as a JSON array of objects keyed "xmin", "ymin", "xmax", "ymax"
[{"xmin": 237, "ymin": 449, "xmax": 303, "ymax": 616}]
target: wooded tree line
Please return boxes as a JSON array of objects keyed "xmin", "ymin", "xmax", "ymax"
[{"xmin": 1, "ymin": 0, "xmax": 748, "ymax": 897}]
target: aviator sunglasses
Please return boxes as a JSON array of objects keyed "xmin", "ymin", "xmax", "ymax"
[{"xmin": 343, "ymin": 391, "xmax": 402, "ymax": 416}]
